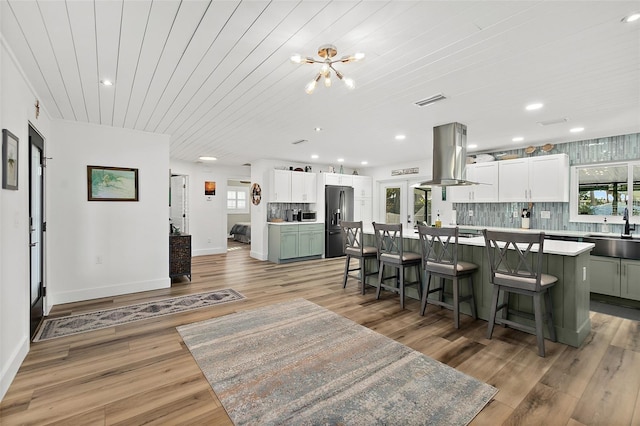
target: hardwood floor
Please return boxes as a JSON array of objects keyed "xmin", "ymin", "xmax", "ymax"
[{"xmin": 2, "ymin": 242, "xmax": 639, "ymax": 425}]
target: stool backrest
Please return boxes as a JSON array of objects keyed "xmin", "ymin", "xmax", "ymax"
[
  {"xmin": 340, "ymin": 221, "xmax": 365, "ymax": 256},
  {"xmin": 482, "ymin": 229, "xmax": 546, "ymax": 291},
  {"xmin": 418, "ymin": 225, "xmax": 459, "ymax": 274},
  {"xmin": 373, "ymin": 222, "xmax": 404, "ymax": 260}
]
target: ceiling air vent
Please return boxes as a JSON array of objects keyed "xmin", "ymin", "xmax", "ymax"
[
  {"xmin": 414, "ymin": 93, "xmax": 446, "ymax": 107},
  {"xmin": 292, "ymin": 139, "xmax": 308, "ymax": 145},
  {"xmin": 537, "ymin": 117, "xmax": 568, "ymax": 126}
]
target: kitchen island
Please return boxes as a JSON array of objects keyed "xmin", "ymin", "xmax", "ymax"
[{"xmin": 362, "ymin": 229, "xmax": 594, "ymax": 348}]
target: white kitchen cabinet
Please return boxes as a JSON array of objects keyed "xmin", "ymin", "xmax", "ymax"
[
  {"xmin": 352, "ymin": 175, "xmax": 372, "ymax": 198},
  {"xmin": 291, "ymin": 172, "xmax": 316, "ymax": 202},
  {"xmin": 498, "ymin": 154, "xmax": 569, "ymax": 202},
  {"xmin": 271, "ymin": 170, "xmax": 317, "ymax": 202},
  {"xmin": 324, "ymin": 173, "xmax": 353, "ymax": 186},
  {"xmin": 590, "ymin": 256, "xmax": 640, "ymax": 301},
  {"xmin": 354, "ymin": 197, "xmax": 373, "ymax": 225},
  {"xmin": 271, "ymin": 169, "xmax": 291, "ymax": 202},
  {"xmin": 448, "ymin": 162, "xmax": 499, "ymax": 203}
]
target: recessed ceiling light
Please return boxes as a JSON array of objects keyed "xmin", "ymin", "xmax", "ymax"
[
  {"xmin": 622, "ymin": 12, "xmax": 640, "ymax": 23},
  {"xmin": 512, "ymin": 137, "xmax": 524, "ymax": 142},
  {"xmin": 467, "ymin": 144, "xmax": 478, "ymax": 149},
  {"xmin": 199, "ymin": 156, "xmax": 217, "ymax": 161},
  {"xmin": 311, "ymin": 154, "xmax": 319, "ymax": 159},
  {"xmin": 525, "ymin": 103, "xmax": 543, "ymax": 111},
  {"xmin": 100, "ymin": 80, "xmax": 113, "ymax": 86},
  {"xmin": 570, "ymin": 127, "xmax": 584, "ymax": 133},
  {"xmin": 395, "ymin": 134, "xmax": 406, "ymax": 140},
  {"xmin": 314, "ymin": 127, "xmax": 322, "ymax": 132},
  {"xmin": 361, "ymin": 161, "xmax": 368, "ymax": 165},
  {"xmin": 337, "ymin": 158, "xmax": 345, "ymax": 163}
]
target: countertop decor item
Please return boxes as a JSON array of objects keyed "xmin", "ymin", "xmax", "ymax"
[
  {"xmin": 177, "ymin": 298, "xmax": 497, "ymax": 425},
  {"xmin": 542, "ymin": 143, "xmax": 555, "ymax": 152},
  {"xmin": 290, "ymin": 44, "xmax": 364, "ymax": 94},
  {"xmin": 525, "ymin": 146, "xmax": 537, "ymax": 154}
]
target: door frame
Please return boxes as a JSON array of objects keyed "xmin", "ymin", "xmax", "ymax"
[{"xmin": 29, "ymin": 123, "xmax": 46, "ymax": 338}]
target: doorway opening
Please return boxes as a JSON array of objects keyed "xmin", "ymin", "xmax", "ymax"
[
  {"xmin": 29, "ymin": 124, "xmax": 45, "ymax": 339},
  {"xmin": 170, "ymin": 174, "xmax": 189, "ymax": 235}
]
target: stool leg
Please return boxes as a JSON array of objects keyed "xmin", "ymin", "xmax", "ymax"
[
  {"xmin": 399, "ymin": 266, "xmax": 405, "ymax": 309},
  {"xmin": 343, "ymin": 255, "xmax": 350, "ymax": 288},
  {"xmin": 359, "ymin": 257, "xmax": 366, "ymax": 295},
  {"xmin": 468, "ymin": 275, "xmax": 477, "ymax": 319},
  {"xmin": 501, "ymin": 291, "xmax": 510, "ymax": 326},
  {"xmin": 544, "ymin": 289, "xmax": 557, "ymax": 342},
  {"xmin": 415, "ymin": 264, "xmax": 423, "ymax": 300},
  {"xmin": 453, "ymin": 277, "xmax": 460, "ymax": 329},
  {"xmin": 421, "ymin": 274, "xmax": 432, "ymax": 316},
  {"xmin": 533, "ymin": 292, "xmax": 546, "ymax": 357},
  {"xmin": 487, "ymin": 285, "xmax": 500, "ymax": 339},
  {"xmin": 376, "ymin": 262, "xmax": 384, "ymax": 300}
]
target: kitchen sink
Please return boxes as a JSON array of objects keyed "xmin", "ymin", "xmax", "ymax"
[{"xmin": 583, "ymin": 235, "xmax": 640, "ymax": 260}]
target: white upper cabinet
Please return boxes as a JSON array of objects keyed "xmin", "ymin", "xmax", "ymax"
[
  {"xmin": 324, "ymin": 173, "xmax": 353, "ymax": 186},
  {"xmin": 448, "ymin": 162, "xmax": 499, "ymax": 203},
  {"xmin": 291, "ymin": 172, "xmax": 317, "ymax": 202},
  {"xmin": 271, "ymin": 170, "xmax": 317, "ymax": 202},
  {"xmin": 498, "ymin": 154, "xmax": 569, "ymax": 202},
  {"xmin": 352, "ymin": 175, "xmax": 372, "ymax": 198},
  {"xmin": 271, "ymin": 169, "xmax": 291, "ymax": 202}
]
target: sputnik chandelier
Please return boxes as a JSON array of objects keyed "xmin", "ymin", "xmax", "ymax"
[{"xmin": 291, "ymin": 44, "xmax": 364, "ymax": 94}]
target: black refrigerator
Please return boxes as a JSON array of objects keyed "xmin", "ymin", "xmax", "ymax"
[{"xmin": 325, "ymin": 185, "xmax": 354, "ymax": 258}]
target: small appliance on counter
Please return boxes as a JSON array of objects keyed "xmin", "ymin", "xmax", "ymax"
[{"xmin": 300, "ymin": 211, "xmax": 317, "ymax": 222}]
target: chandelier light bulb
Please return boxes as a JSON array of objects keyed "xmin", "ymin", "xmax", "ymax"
[
  {"xmin": 354, "ymin": 52, "xmax": 365, "ymax": 61},
  {"xmin": 343, "ymin": 78, "xmax": 356, "ymax": 90},
  {"xmin": 305, "ymin": 79, "xmax": 317, "ymax": 94},
  {"xmin": 290, "ymin": 54, "xmax": 302, "ymax": 64},
  {"xmin": 320, "ymin": 63, "xmax": 330, "ymax": 75},
  {"xmin": 324, "ymin": 75, "xmax": 332, "ymax": 87}
]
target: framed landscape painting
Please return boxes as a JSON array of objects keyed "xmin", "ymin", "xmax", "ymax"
[
  {"xmin": 87, "ymin": 165, "xmax": 138, "ymax": 201},
  {"xmin": 2, "ymin": 129, "xmax": 19, "ymax": 190}
]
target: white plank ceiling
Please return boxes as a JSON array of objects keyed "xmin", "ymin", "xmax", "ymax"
[{"xmin": 2, "ymin": 0, "xmax": 639, "ymax": 168}]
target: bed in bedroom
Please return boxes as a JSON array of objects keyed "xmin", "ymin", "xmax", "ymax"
[{"xmin": 229, "ymin": 222, "xmax": 251, "ymax": 243}]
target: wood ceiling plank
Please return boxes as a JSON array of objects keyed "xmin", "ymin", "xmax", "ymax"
[{"xmin": 95, "ymin": 0, "xmax": 124, "ymax": 125}]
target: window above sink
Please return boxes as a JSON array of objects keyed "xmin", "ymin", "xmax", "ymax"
[{"xmin": 570, "ymin": 160, "xmax": 640, "ymax": 223}]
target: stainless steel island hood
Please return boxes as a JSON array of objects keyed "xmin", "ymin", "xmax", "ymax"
[{"xmin": 421, "ymin": 122, "xmax": 477, "ymax": 186}]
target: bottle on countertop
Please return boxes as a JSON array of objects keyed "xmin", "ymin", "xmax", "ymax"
[
  {"xmin": 435, "ymin": 211, "xmax": 442, "ymax": 228},
  {"xmin": 602, "ymin": 217, "xmax": 609, "ymax": 233}
]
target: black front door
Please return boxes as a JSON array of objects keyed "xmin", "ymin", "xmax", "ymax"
[{"xmin": 29, "ymin": 125, "xmax": 45, "ymax": 338}]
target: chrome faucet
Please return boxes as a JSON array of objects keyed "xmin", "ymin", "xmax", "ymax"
[{"xmin": 623, "ymin": 207, "xmax": 635, "ymax": 236}]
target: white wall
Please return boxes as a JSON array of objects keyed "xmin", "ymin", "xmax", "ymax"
[
  {"xmin": 47, "ymin": 120, "xmax": 171, "ymax": 305},
  {"xmin": 0, "ymin": 37, "xmax": 51, "ymax": 400},
  {"xmin": 169, "ymin": 160, "xmax": 250, "ymax": 256}
]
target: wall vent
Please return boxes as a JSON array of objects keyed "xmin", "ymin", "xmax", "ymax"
[
  {"xmin": 414, "ymin": 93, "xmax": 446, "ymax": 107},
  {"xmin": 292, "ymin": 139, "xmax": 308, "ymax": 145},
  {"xmin": 537, "ymin": 117, "xmax": 568, "ymax": 126}
]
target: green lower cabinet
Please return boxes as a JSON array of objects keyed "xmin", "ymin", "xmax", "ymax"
[
  {"xmin": 268, "ymin": 224, "xmax": 324, "ymax": 263},
  {"xmin": 590, "ymin": 256, "xmax": 640, "ymax": 301}
]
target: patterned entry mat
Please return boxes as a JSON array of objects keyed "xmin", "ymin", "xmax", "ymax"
[{"xmin": 34, "ymin": 289, "xmax": 245, "ymax": 342}]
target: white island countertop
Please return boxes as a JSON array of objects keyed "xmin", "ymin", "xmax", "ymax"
[
  {"xmin": 362, "ymin": 226, "xmax": 595, "ymax": 257},
  {"xmin": 268, "ymin": 221, "xmax": 324, "ymax": 226}
]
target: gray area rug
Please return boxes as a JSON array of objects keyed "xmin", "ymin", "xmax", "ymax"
[
  {"xmin": 34, "ymin": 289, "xmax": 245, "ymax": 342},
  {"xmin": 177, "ymin": 298, "xmax": 497, "ymax": 425}
]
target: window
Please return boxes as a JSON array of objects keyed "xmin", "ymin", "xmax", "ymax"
[
  {"xmin": 570, "ymin": 160, "xmax": 640, "ymax": 222},
  {"xmin": 227, "ymin": 186, "xmax": 249, "ymax": 213}
]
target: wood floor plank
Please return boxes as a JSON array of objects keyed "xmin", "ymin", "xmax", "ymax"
[
  {"xmin": 571, "ymin": 345, "xmax": 640, "ymax": 425},
  {"xmin": 1, "ymin": 243, "xmax": 639, "ymax": 425}
]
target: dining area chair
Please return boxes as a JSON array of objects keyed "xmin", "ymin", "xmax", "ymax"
[
  {"xmin": 373, "ymin": 222, "xmax": 422, "ymax": 309},
  {"xmin": 417, "ymin": 225, "xmax": 478, "ymax": 329},
  {"xmin": 340, "ymin": 221, "xmax": 378, "ymax": 294},
  {"xmin": 483, "ymin": 229, "xmax": 558, "ymax": 357}
]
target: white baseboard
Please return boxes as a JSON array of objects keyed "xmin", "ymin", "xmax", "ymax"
[
  {"xmin": 193, "ymin": 247, "xmax": 225, "ymax": 256},
  {"xmin": 251, "ymin": 250, "xmax": 268, "ymax": 261},
  {"xmin": 0, "ymin": 335, "xmax": 29, "ymax": 401},
  {"xmin": 48, "ymin": 277, "xmax": 171, "ymax": 305}
]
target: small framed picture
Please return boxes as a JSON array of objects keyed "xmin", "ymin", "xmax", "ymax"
[
  {"xmin": 87, "ymin": 165, "xmax": 139, "ymax": 201},
  {"xmin": 205, "ymin": 181, "xmax": 216, "ymax": 196},
  {"xmin": 2, "ymin": 129, "xmax": 19, "ymax": 190}
]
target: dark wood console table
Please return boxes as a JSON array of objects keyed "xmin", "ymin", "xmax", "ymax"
[{"xmin": 170, "ymin": 234, "xmax": 191, "ymax": 281}]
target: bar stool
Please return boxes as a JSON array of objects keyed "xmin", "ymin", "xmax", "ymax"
[
  {"xmin": 483, "ymin": 229, "xmax": 558, "ymax": 357},
  {"xmin": 340, "ymin": 221, "xmax": 378, "ymax": 294},
  {"xmin": 373, "ymin": 222, "xmax": 422, "ymax": 309},
  {"xmin": 417, "ymin": 225, "xmax": 477, "ymax": 329}
]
